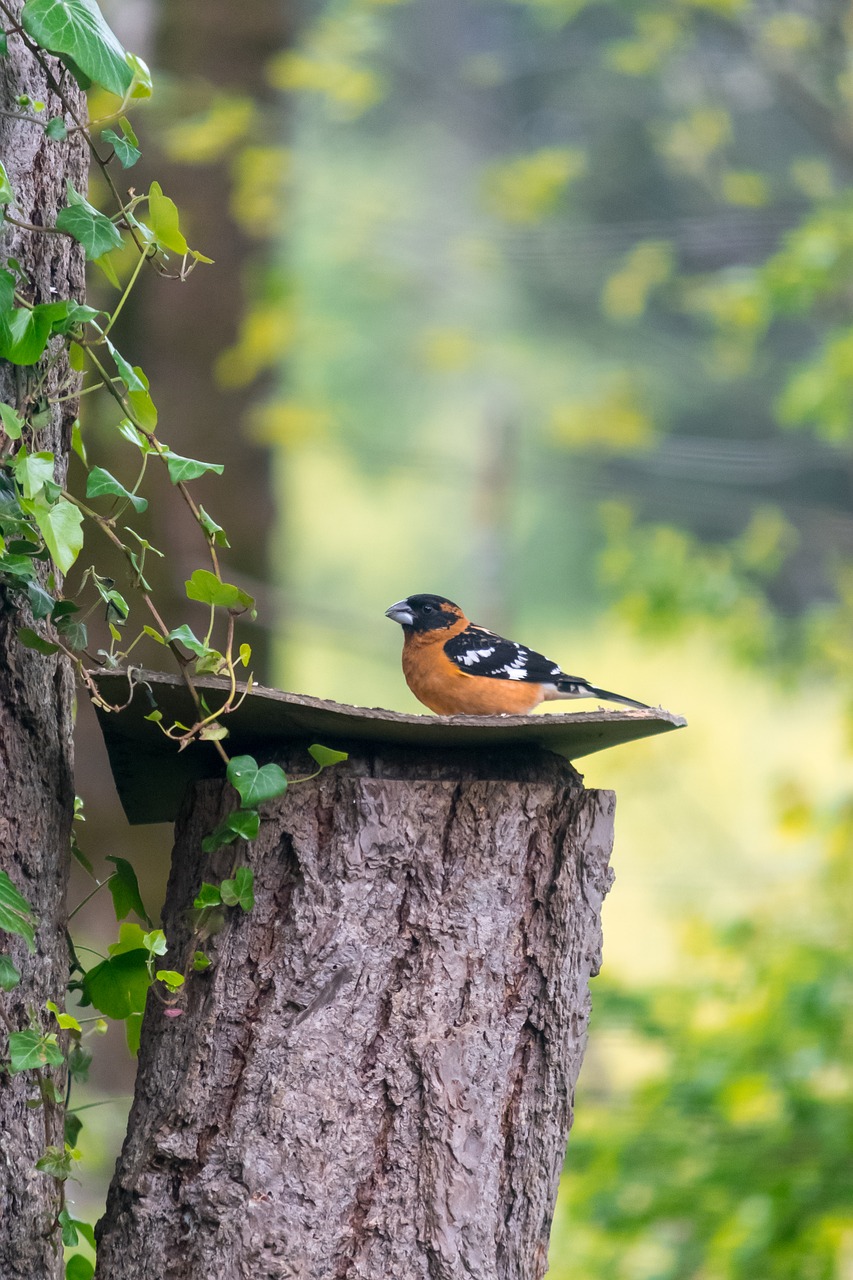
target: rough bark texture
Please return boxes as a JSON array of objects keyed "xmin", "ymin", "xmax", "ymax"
[
  {"xmin": 96, "ymin": 746, "xmax": 614, "ymax": 1280},
  {"xmin": 0, "ymin": 13, "xmax": 86, "ymax": 1279}
]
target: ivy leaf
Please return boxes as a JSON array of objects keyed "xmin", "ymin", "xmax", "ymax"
[
  {"xmin": 0, "ymin": 402, "xmax": 24, "ymax": 440},
  {"xmin": 8, "ymin": 1029, "xmax": 63, "ymax": 1072},
  {"xmin": 142, "ymin": 929, "xmax": 167, "ymax": 956},
  {"xmin": 21, "ymin": 0, "xmax": 133, "ymax": 98},
  {"xmin": 32, "ymin": 495, "xmax": 84, "ymax": 574},
  {"xmin": 0, "ymin": 306, "xmax": 52, "ymax": 365},
  {"xmin": 220, "ymin": 866, "xmax": 255, "ymax": 912},
  {"xmin": 86, "ymin": 466, "xmax": 147, "ymax": 513},
  {"xmin": 227, "ymin": 755, "xmax": 287, "ymax": 807},
  {"xmin": 155, "ymin": 969, "xmax": 184, "ymax": 991},
  {"xmin": 55, "ymin": 181, "xmax": 123, "ymax": 260},
  {"xmin": 0, "ymin": 160, "xmax": 14, "ymax": 203},
  {"xmin": 67, "ymin": 1042, "xmax": 92, "ymax": 1082},
  {"xmin": 192, "ymin": 950, "xmax": 211, "ymax": 972},
  {"xmin": 27, "ymin": 582, "xmax": 55, "ymax": 619},
  {"xmin": 125, "ymin": 1011, "xmax": 143, "ymax": 1056},
  {"xmin": 13, "ymin": 449, "xmax": 54, "ymax": 499},
  {"xmin": 308, "ymin": 744, "xmax": 349, "ymax": 768},
  {"xmin": 185, "ymin": 568, "xmax": 252, "ymax": 610},
  {"xmin": 18, "ymin": 626, "xmax": 59, "ymax": 656},
  {"xmin": 80, "ymin": 949, "xmax": 150, "ymax": 1019},
  {"xmin": 65, "ymin": 1243, "xmax": 95, "ymax": 1277},
  {"xmin": 147, "ymin": 181, "xmax": 187, "ymax": 254},
  {"xmin": 34, "ymin": 1143, "xmax": 74, "ymax": 1179},
  {"xmin": 106, "ymin": 856, "xmax": 150, "ymax": 925},
  {"xmin": 193, "ymin": 883, "xmax": 222, "ymax": 909},
  {"xmin": 166, "ymin": 623, "xmax": 209, "ymax": 658},
  {"xmin": 198, "ymin": 505, "xmax": 229, "ymax": 547},
  {"xmin": 0, "ymin": 869, "xmax": 37, "ymax": 951},
  {"xmin": 102, "ymin": 125, "xmax": 140, "ymax": 168},
  {"xmin": 45, "ymin": 999, "xmax": 81, "ymax": 1032},
  {"xmin": 163, "ymin": 451, "xmax": 224, "ymax": 485},
  {"xmin": 0, "ymin": 954, "xmax": 21, "ymax": 991}
]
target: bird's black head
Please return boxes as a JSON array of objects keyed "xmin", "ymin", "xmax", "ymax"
[{"xmin": 384, "ymin": 594, "xmax": 463, "ymax": 633}]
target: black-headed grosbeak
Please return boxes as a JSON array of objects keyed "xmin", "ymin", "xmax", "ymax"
[{"xmin": 385, "ymin": 593, "xmax": 649, "ymax": 716}]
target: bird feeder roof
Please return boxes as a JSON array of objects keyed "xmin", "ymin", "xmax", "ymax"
[{"xmin": 91, "ymin": 669, "xmax": 687, "ymax": 825}]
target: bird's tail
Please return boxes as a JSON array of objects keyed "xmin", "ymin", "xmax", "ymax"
[{"xmin": 557, "ymin": 677, "xmax": 649, "ymax": 710}]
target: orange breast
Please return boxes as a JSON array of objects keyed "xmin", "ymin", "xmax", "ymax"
[{"xmin": 402, "ymin": 634, "xmax": 544, "ymax": 715}]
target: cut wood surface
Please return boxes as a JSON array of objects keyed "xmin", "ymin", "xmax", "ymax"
[
  {"xmin": 95, "ymin": 744, "xmax": 615, "ymax": 1280},
  {"xmin": 91, "ymin": 668, "xmax": 686, "ymax": 823}
]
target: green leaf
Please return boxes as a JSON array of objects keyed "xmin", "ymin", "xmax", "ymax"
[
  {"xmin": 86, "ymin": 466, "xmax": 147, "ymax": 513},
  {"xmin": 21, "ymin": 0, "xmax": 133, "ymax": 97},
  {"xmin": 46, "ymin": 999, "xmax": 81, "ymax": 1032},
  {"xmin": 65, "ymin": 1250, "xmax": 95, "ymax": 1279},
  {"xmin": 102, "ymin": 125, "xmax": 140, "ymax": 167},
  {"xmin": 125, "ymin": 1010, "xmax": 143, "ymax": 1056},
  {"xmin": 227, "ymin": 755, "xmax": 287, "ymax": 807},
  {"xmin": 155, "ymin": 969, "xmax": 184, "ymax": 990},
  {"xmin": 0, "ymin": 160, "xmax": 13, "ymax": 203},
  {"xmin": 81, "ymin": 949, "xmax": 150, "ymax": 1019},
  {"xmin": 34, "ymin": 1143, "xmax": 73, "ymax": 1179},
  {"xmin": 230, "ymin": 809, "xmax": 260, "ymax": 840},
  {"xmin": 0, "ymin": 306, "xmax": 52, "ymax": 365},
  {"xmin": 105, "ymin": 856, "xmax": 150, "ymax": 924},
  {"xmin": 13, "ymin": 449, "xmax": 54, "ymax": 500},
  {"xmin": 142, "ymin": 928, "xmax": 167, "ymax": 956},
  {"xmin": 0, "ymin": 869, "xmax": 36, "ymax": 951},
  {"xmin": 55, "ymin": 182, "xmax": 123, "ymax": 259},
  {"xmin": 0, "ymin": 402, "xmax": 24, "ymax": 439},
  {"xmin": 106, "ymin": 339, "xmax": 144, "ymax": 391},
  {"xmin": 308, "ymin": 744, "xmax": 349, "ymax": 768},
  {"xmin": 147, "ymin": 181, "xmax": 188, "ymax": 254},
  {"xmin": 55, "ymin": 613, "xmax": 87, "ymax": 650},
  {"xmin": 33, "ymin": 496, "xmax": 84, "ymax": 574},
  {"xmin": 27, "ymin": 581, "xmax": 55, "ymax": 618},
  {"xmin": 125, "ymin": 52, "xmax": 152, "ymax": 99},
  {"xmin": 67, "ymin": 1042, "xmax": 92, "ymax": 1082},
  {"xmin": 94, "ymin": 251, "xmax": 120, "ymax": 288},
  {"xmin": 0, "ymin": 33, "xmax": 7, "ymax": 55},
  {"xmin": 8, "ymin": 1029, "xmax": 63, "ymax": 1072},
  {"xmin": 18, "ymin": 626, "xmax": 59, "ymax": 656},
  {"xmin": 198, "ymin": 504, "xmax": 230, "ymax": 547},
  {"xmin": 0, "ymin": 954, "xmax": 21, "ymax": 990},
  {"xmin": 220, "ymin": 866, "xmax": 255, "ymax": 912},
  {"xmin": 185, "ymin": 568, "xmax": 252, "ymax": 610},
  {"xmin": 166, "ymin": 624, "xmax": 209, "ymax": 658},
  {"xmin": 193, "ymin": 883, "xmax": 222, "ymax": 909},
  {"xmin": 164, "ymin": 452, "xmax": 224, "ymax": 485},
  {"xmin": 192, "ymin": 950, "xmax": 211, "ymax": 972},
  {"xmin": 44, "ymin": 116, "xmax": 67, "ymax": 140}
]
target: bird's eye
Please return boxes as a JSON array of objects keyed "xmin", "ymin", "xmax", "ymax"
[{"xmin": 422, "ymin": 604, "xmax": 434, "ymax": 614}]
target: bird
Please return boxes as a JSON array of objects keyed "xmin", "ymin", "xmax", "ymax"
[{"xmin": 384, "ymin": 593, "xmax": 649, "ymax": 716}]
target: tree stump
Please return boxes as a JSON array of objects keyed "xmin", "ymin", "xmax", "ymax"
[{"xmin": 95, "ymin": 743, "xmax": 615, "ymax": 1280}]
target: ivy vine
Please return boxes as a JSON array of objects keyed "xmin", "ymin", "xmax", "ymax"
[{"xmin": 0, "ymin": 4, "xmax": 346, "ymax": 1274}]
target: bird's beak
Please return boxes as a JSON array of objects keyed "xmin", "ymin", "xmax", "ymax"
[{"xmin": 385, "ymin": 600, "xmax": 414, "ymax": 626}]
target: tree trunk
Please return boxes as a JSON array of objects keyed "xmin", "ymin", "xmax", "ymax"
[
  {"xmin": 96, "ymin": 746, "xmax": 614, "ymax": 1280},
  {"xmin": 0, "ymin": 13, "xmax": 86, "ymax": 1280}
]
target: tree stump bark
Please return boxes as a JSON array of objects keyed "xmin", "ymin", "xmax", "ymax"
[
  {"xmin": 0, "ymin": 14, "xmax": 86, "ymax": 1279},
  {"xmin": 96, "ymin": 745, "xmax": 614, "ymax": 1280}
]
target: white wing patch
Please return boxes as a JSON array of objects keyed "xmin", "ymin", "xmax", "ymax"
[
  {"xmin": 457, "ymin": 646, "xmax": 497, "ymax": 666},
  {"xmin": 445, "ymin": 626, "xmax": 564, "ymax": 684}
]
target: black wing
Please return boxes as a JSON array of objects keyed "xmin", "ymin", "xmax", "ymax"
[{"xmin": 444, "ymin": 624, "xmax": 568, "ymax": 685}]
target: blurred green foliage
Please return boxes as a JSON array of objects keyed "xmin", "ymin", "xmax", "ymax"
[{"xmin": 94, "ymin": 0, "xmax": 853, "ymax": 1273}]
